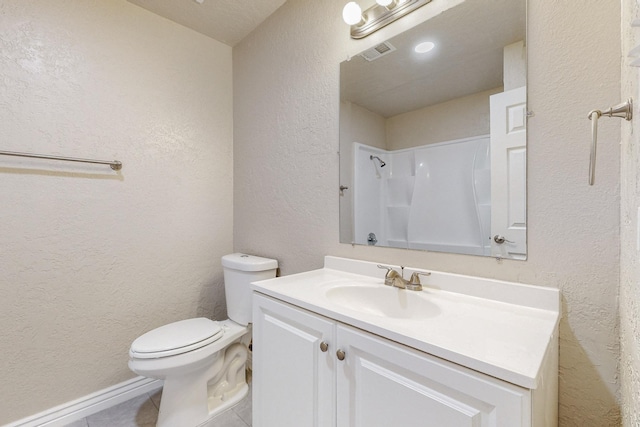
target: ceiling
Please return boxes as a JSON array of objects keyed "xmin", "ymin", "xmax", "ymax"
[
  {"xmin": 126, "ymin": 0, "xmax": 525, "ymax": 116},
  {"xmin": 127, "ymin": 0, "xmax": 287, "ymax": 46},
  {"xmin": 340, "ymin": 0, "xmax": 526, "ymax": 118}
]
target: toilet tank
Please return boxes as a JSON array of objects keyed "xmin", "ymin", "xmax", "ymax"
[{"xmin": 222, "ymin": 253, "xmax": 278, "ymax": 326}]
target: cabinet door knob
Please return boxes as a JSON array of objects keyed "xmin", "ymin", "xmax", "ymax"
[
  {"xmin": 320, "ymin": 341, "xmax": 329, "ymax": 352},
  {"xmin": 336, "ymin": 349, "xmax": 346, "ymax": 360}
]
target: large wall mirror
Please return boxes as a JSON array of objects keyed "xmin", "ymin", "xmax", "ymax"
[{"xmin": 339, "ymin": 0, "xmax": 527, "ymax": 260}]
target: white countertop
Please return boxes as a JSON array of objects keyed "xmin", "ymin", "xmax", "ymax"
[{"xmin": 252, "ymin": 256, "xmax": 560, "ymax": 389}]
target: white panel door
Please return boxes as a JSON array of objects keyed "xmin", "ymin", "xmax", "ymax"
[
  {"xmin": 252, "ymin": 293, "xmax": 336, "ymax": 427},
  {"xmin": 336, "ymin": 324, "xmax": 530, "ymax": 427},
  {"xmin": 490, "ymin": 86, "xmax": 527, "ymax": 259}
]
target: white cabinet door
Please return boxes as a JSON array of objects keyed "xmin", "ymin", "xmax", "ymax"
[
  {"xmin": 252, "ymin": 293, "xmax": 336, "ymax": 427},
  {"xmin": 336, "ymin": 324, "xmax": 531, "ymax": 427}
]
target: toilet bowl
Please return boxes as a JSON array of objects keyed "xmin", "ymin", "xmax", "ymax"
[{"xmin": 128, "ymin": 253, "xmax": 277, "ymax": 427}]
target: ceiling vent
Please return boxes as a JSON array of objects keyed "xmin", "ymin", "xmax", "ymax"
[{"xmin": 359, "ymin": 41, "xmax": 396, "ymax": 62}]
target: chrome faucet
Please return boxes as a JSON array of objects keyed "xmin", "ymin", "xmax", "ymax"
[{"xmin": 377, "ymin": 265, "xmax": 431, "ymax": 291}]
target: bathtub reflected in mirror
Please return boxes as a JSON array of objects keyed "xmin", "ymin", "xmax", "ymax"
[{"xmin": 339, "ymin": 0, "xmax": 527, "ymax": 260}]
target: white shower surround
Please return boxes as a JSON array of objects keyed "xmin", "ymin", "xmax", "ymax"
[{"xmin": 353, "ymin": 136, "xmax": 491, "ymax": 256}]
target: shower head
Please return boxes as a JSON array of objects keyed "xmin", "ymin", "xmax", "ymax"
[{"xmin": 370, "ymin": 155, "xmax": 386, "ymax": 167}]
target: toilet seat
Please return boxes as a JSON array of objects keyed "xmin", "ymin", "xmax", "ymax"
[{"xmin": 130, "ymin": 318, "xmax": 223, "ymax": 359}]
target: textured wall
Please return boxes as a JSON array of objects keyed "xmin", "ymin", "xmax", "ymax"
[
  {"xmin": 620, "ymin": 0, "xmax": 640, "ymax": 425},
  {"xmin": 234, "ymin": 0, "xmax": 621, "ymax": 424},
  {"xmin": 0, "ymin": 1, "xmax": 233, "ymax": 423}
]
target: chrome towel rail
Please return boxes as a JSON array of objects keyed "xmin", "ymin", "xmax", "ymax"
[
  {"xmin": 0, "ymin": 150, "xmax": 122, "ymax": 171},
  {"xmin": 587, "ymin": 98, "xmax": 632, "ymax": 185}
]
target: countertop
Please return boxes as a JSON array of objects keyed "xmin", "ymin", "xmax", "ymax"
[{"xmin": 251, "ymin": 256, "xmax": 560, "ymax": 389}]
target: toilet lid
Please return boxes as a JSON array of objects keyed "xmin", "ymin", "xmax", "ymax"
[{"xmin": 130, "ymin": 318, "xmax": 223, "ymax": 359}]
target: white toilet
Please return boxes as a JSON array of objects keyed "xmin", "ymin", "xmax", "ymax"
[{"xmin": 128, "ymin": 253, "xmax": 277, "ymax": 427}]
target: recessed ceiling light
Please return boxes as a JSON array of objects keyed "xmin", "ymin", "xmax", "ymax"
[{"xmin": 414, "ymin": 41, "xmax": 435, "ymax": 53}]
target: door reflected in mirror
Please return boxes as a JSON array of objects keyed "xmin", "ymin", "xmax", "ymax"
[{"xmin": 339, "ymin": 0, "xmax": 527, "ymax": 260}]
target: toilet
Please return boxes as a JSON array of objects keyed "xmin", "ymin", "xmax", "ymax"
[{"xmin": 128, "ymin": 253, "xmax": 277, "ymax": 427}]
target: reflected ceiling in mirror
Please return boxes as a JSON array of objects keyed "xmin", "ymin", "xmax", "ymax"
[{"xmin": 339, "ymin": 0, "xmax": 527, "ymax": 259}]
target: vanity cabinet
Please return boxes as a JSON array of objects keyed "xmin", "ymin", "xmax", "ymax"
[
  {"xmin": 252, "ymin": 292, "xmax": 336, "ymax": 427},
  {"xmin": 253, "ymin": 293, "xmax": 532, "ymax": 427}
]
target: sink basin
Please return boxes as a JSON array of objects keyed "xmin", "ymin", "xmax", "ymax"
[{"xmin": 324, "ymin": 284, "xmax": 440, "ymax": 319}]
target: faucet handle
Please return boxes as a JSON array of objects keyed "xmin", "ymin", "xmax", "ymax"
[
  {"xmin": 378, "ymin": 264, "xmax": 402, "ymax": 278},
  {"xmin": 377, "ymin": 264, "xmax": 393, "ymax": 273},
  {"xmin": 377, "ymin": 264, "xmax": 401, "ymax": 286},
  {"xmin": 406, "ymin": 272, "xmax": 431, "ymax": 291}
]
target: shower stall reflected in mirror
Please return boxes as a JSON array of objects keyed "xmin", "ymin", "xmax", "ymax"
[{"xmin": 352, "ymin": 136, "xmax": 491, "ymax": 256}]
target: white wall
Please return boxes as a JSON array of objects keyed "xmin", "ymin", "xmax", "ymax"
[
  {"xmin": 234, "ymin": 0, "xmax": 621, "ymax": 424},
  {"xmin": 340, "ymin": 101, "xmax": 387, "ymax": 150},
  {"xmin": 339, "ymin": 101, "xmax": 386, "ymax": 243},
  {"xmin": 0, "ymin": 0, "xmax": 233, "ymax": 423},
  {"xmin": 504, "ymin": 40, "xmax": 527, "ymax": 91},
  {"xmin": 386, "ymin": 87, "xmax": 501, "ymax": 149},
  {"xmin": 620, "ymin": 0, "xmax": 640, "ymax": 424}
]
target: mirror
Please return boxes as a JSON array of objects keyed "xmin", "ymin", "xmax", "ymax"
[{"xmin": 339, "ymin": 0, "xmax": 527, "ymax": 259}]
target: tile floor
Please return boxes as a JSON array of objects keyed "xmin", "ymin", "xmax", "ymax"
[{"xmin": 63, "ymin": 385, "xmax": 252, "ymax": 427}]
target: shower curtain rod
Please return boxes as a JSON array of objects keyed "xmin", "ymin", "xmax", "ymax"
[{"xmin": 0, "ymin": 150, "xmax": 122, "ymax": 171}]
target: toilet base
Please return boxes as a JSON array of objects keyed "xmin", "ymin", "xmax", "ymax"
[
  {"xmin": 156, "ymin": 341, "xmax": 249, "ymax": 427},
  {"xmin": 126, "ymin": 319, "xmax": 251, "ymax": 427},
  {"xmin": 197, "ymin": 383, "xmax": 248, "ymax": 427}
]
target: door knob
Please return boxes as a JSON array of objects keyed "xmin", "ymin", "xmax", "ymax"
[
  {"xmin": 320, "ymin": 341, "xmax": 329, "ymax": 352},
  {"xmin": 493, "ymin": 235, "xmax": 514, "ymax": 244},
  {"xmin": 336, "ymin": 349, "xmax": 346, "ymax": 360}
]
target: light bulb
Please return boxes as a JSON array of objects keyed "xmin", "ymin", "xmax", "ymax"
[
  {"xmin": 376, "ymin": 0, "xmax": 395, "ymax": 7},
  {"xmin": 343, "ymin": 2, "xmax": 363, "ymax": 26}
]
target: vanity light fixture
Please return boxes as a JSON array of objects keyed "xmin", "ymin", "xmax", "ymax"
[
  {"xmin": 376, "ymin": 0, "xmax": 397, "ymax": 8},
  {"xmin": 342, "ymin": 0, "xmax": 432, "ymax": 39}
]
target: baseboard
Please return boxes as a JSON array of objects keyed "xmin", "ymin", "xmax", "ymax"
[{"xmin": 4, "ymin": 377, "xmax": 163, "ymax": 427}]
